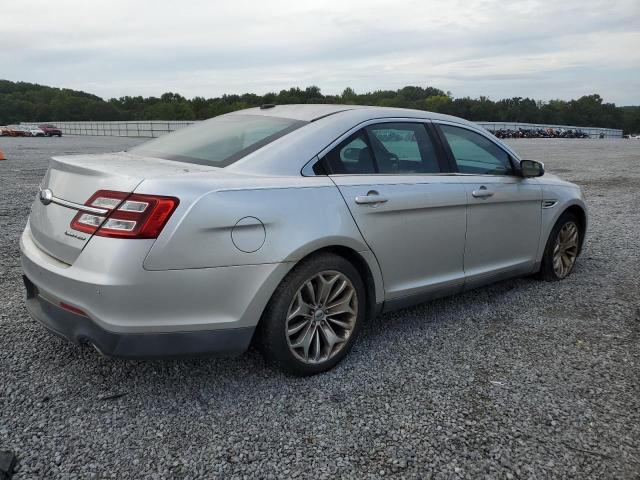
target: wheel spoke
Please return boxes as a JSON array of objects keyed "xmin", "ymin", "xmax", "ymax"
[
  {"xmin": 327, "ymin": 279, "xmax": 348, "ymax": 304},
  {"xmin": 287, "ymin": 319, "xmax": 310, "ymax": 336},
  {"xmin": 290, "ymin": 323, "xmax": 315, "ymax": 361},
  {"xmin": 564, "ymin": 241, "xmax": 578, "ymax": 251},
  {"xmin": 556, "ymin": 257, "xmax": 563, "ymax": 276},
  {"xmin": 304, "ymin": 281, "xmax": 317, "ymax": 306},
  {"xmin": 565, "ymin": 248, "xmax": 578, "ymax": 257},
  {"xmin": 563, "ymin": 253, "xmax": 574, "ymax": 268},
  {"xmin": 317, "ymin": 274, "xmax": 339, "ymax": 306},
  {"xmin": 320, "ymin": 321, "xmax": 344, "ymax": 353},
  {"xmin": 287, "ymin": 291, "xmax": 312, "ymax": 321},
  {"xmin": 327, "ymin": 290, "xmax": 355, "ymax": 316},
  {"xmin": 327, "ymin": 316, "xmax": 352, "ymax": 329},
  {"xmin": 312, "ymin": 327, "xmax": 321, "ymax": 361}
]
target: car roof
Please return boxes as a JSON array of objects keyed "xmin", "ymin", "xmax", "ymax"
[
  {"xmin": 231, "ymin": 103, "xmax": 477, "ymax": 127},
  {"xmin": 225, "ymin": 104, "xmax": 519, "ymax": 176},
  {"xmin": 230, "ymin": 104, "xmax": 369, "ymax": 122}
]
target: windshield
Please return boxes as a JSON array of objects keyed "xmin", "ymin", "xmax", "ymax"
[{"xmin": 130, "ymin": 114, "xmax": 307, "ymax": 167}]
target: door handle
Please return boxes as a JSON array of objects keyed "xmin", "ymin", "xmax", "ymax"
[
  {"xmin": 354, "ymin": 190, "xmax": 388, "ymax": 205},
  {"xmin": 472, "ymin": 186, "xmax": 494, "ymax": 198}
]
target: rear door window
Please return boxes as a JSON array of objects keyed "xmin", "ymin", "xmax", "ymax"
[
  {"xmin": 321, "ymin": 131, "xmax": 376, "ymax": 174},
  {"xmin": 320, "ymin": 122, "xmax": 442, "ymax": 175},
  {"xmin": 366, "ymin": 123, "xmax": 440, "ymax": 174}
]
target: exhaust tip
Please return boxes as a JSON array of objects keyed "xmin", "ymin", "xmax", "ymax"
[{"xmin": 89, "ymin": 342, "xmax": 108, "ymax": 357}]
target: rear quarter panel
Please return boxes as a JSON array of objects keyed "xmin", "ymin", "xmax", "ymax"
[{"xmin": 142, "ymin": 180, "xmax": 372, "ymax": 270}]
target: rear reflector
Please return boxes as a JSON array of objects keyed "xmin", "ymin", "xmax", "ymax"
[
  {"xmin": 60, "ymin": 302, "xmax": 88, "ymax": 317},
  {"xmin": 70, "ymin": 190, "xmax": 179, "ymax": 239}
]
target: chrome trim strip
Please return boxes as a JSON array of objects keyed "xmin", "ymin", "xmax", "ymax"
[
  {"xmin": 51, "ymin": 197, "xmax": 109, "ymax": 215},
  {"xmin": 39, "ymin": 187, "xmax": 109, "ymax": 215},
  {"xmin": 327, "ymin": 172, "xmax": 521, "ymax": 178}
]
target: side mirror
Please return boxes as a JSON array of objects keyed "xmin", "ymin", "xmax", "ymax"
[{"xmin": 520, "ymin": 159, "xmax": 544, "ymax": 177}]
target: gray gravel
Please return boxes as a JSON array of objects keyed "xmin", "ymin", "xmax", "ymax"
[{"xmin": 1, "ymin": 136, "xmax": 639, "ymax": 479}]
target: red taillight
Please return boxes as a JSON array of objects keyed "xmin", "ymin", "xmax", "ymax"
[
  {"xmin": 70, "ymin": 191, "xmax": 128, "ymax": 235},
  {"xmin": 70, "ymin": 190, "xmax": 179, "ymax": 239}
]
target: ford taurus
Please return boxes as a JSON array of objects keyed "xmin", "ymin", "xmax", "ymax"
[{"xmin": 20, "ymin": 105, "xmax": 587, "ymax": 375}]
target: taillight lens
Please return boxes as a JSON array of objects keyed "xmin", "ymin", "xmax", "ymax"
[{"xmin": 70, "ymin": 190, "xmax": 179, "ymax": 239}]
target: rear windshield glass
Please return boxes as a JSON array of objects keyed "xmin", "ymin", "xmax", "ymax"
[{"xmin": 130, "ymin": 114, "xmax": 307, "ymax": 167}]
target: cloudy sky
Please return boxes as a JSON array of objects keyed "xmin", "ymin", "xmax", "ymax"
[{"xmin": 2, "ymin": 0, "xmax": 639, "ymax": 104}]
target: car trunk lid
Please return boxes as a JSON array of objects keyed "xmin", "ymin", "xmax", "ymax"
[{"xmin": 29, "ymin": 152, "xmax": 215, "ymax": 264}]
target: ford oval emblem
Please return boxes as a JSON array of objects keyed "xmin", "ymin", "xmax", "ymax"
[{"xmin": 40, "ymin": 189, "xmax": 53, "ymax": 205}]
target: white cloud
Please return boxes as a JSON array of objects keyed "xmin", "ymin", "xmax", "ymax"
[{"xmin": 1, "ymin": 0, "xmax": 638, "ymax": 103}]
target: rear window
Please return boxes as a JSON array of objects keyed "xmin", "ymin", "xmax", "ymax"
[{"xmin": 130, "ymin": 114, "xmax": 306, "ymax": 167}]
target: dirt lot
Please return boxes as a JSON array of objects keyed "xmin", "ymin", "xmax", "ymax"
[{"xmin": 0, "ymin": 136, "xmax": 638, "ymax": 479}]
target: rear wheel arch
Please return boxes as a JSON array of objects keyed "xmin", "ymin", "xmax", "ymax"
[
  {"xmin": 258, "ymin": 245, "xmax": 379, "ymax": 331},
  {"xmin": 306, "ymin": 246, "xmax": 379, "ymax": 321}
]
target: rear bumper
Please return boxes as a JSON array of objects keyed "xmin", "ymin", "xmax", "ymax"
[
  {"xmin": 24, "ymin": 276, "xmax": 253, "ymax": 358},
  {"xmin": 20, "ymin": 223, "xmax": 294, "ymax": 357}
]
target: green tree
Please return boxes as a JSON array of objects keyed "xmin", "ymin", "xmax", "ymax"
[
  {"xmin": 424, "ymin": 95, "xmax": 451, "ymax": 113},
  {"xmin": 0, "ymin": 79, "xmax": 635, "ymax": 132}
]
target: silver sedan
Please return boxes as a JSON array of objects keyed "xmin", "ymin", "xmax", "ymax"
[{"xmin": 20, "ymin": 105, "xmax": 587, "ymax": 375}]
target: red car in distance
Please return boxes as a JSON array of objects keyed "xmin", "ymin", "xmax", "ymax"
[
  {"xmin": 38, "ymin": 124, "xmax": 63, "ymax": 137},
  {"xmin": 1, "ymin": 125, "xmax": 27, "ymax": 137}
]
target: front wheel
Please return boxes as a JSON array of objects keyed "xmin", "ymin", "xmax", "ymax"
[
  {"xmin": 258, "ymin": 253, "xmax": 365, "ymax": 376},
  {"xmin": 539, "ymin": 212, "xmax": 582, "ymax": 281}
]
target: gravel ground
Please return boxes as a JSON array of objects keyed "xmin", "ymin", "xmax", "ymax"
[{"xmin": 0, "ymin": 136, "xmax": 639, "ymax": 479}]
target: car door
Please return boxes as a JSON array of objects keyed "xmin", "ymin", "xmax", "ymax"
[
  {"xmin": 435, "ymin": 122, "xmax": 542, "ymax": 288},
  {"xmin": 319, "ymin": 120, "xmax": 468, "ymax": 305}
]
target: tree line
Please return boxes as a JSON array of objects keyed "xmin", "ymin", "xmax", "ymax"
[{"xmin": 1, "ymin": 80, "xmax": 638, "ymax": 134}]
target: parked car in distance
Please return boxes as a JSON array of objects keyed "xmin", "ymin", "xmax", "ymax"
[
  {"xmin": 38, "ymin": 124, "xmax": 63, "ymax": 136},
  {"xmin": 21, "ymin": 105, "xmax": 587, "ymax": 375},
  {"xmin": 4, "ymin": 125, "xmax": 28, "ymax": 137},
  {"xmin": 22, "ymin": 126, "xmax": 46, "ymax": 137}
]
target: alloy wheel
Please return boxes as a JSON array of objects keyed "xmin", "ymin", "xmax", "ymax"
[
  {"xmin": 285, "ymin": 270, "xmax": 358, "ymax": 364},
  {"xmin": 553, "ymin": 221, "xmax": 579, "ymax": 278}
]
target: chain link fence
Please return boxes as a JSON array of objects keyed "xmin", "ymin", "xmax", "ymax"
[
  {"xmin": 21, "ymin": 119, "xmax": 623, "ymax": 138},
  {"xmin": 20, "ymin": 121, "xmax": 196, "ymax": 137}
]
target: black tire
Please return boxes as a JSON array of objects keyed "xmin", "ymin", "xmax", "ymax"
[
  {"xmin": 257, "ymin": 252, "xmax": 366, "ymax": 376},
  {"xmin": 538, "ymin": 211, "xmax": 581, "ymax": 281}
]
